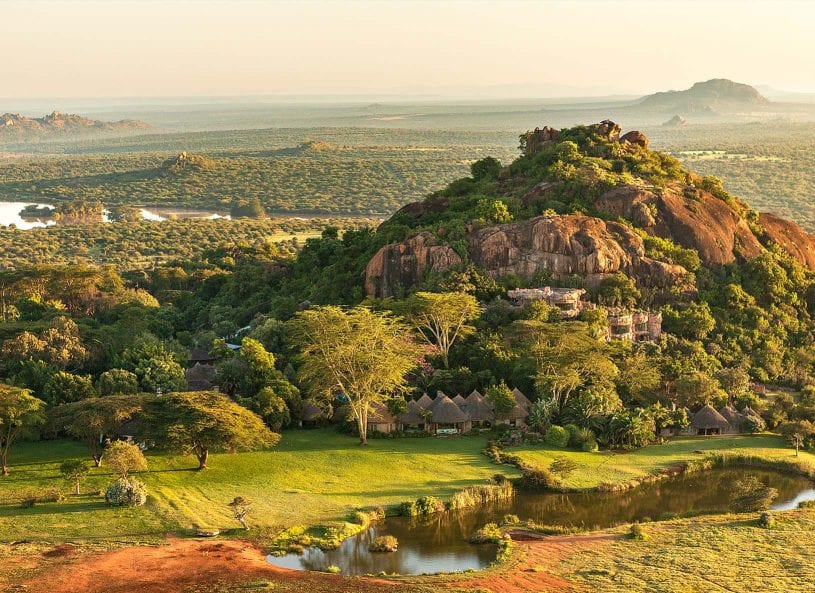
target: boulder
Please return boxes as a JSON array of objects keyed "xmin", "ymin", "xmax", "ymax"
[
  {"xmin": 759, "ymin": 212, "xmax": 815, "ymax": 269},
  {"xmin": 364, "ymin": 232, "xmax": 462, "ymax": 298},
  {"xmin": 620, "ymin": 130, "xmax": 649, "ymax": 149}
]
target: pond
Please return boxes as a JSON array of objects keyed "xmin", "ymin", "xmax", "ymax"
[
  {"xmin": 267, "ymin": 467, "xmax": 815, "ymax": 576},
  {"xmin": 0, "ymin": 201, "xmax": 230, "ymax": 228}
]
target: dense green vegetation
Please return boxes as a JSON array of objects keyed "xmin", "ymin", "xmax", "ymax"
[{"xmin": 0, "ymin": 217, "xmax": 375, "ymax": 269}]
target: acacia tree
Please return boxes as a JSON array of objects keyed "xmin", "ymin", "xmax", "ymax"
[
  {"xmin": 404, "ymin": 292, "xmax": 481, "ymax": 369},
  {"xmin": 0, "ymin": 385, "xmax": 45, "ymax": 476},
  {"xmin": 48, "ymin": 394, "xmax": 144, "ymax": 466},
  {"xmin": 289, "ymin": 306, "xmax": 419, "ymax": 445},
  {"xmin": 143, "ymin": 391, "xmax": 279, "ymax": 469},
  {"xmin": 511, "ymin": 321, "xmax": 617, "ymax": 417}
]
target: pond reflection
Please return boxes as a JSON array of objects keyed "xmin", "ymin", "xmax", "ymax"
[{"xmin": 267, "ymin": 468, "xmax": 815, "ymax": 576}]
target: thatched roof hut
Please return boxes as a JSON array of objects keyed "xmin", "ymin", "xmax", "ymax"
[
  {"xmin": 691, "ymin": 404, "xmax": 730, "ymax": 430},
  {"xmin": 452, "ymin": 394, "xmax": 467, "ymax": 407},
  {"xmin": 184, "ymin": 362, "xmax": 216, "ymax": 391},
  {"xmin": 368, "ymin": 400, "xmax": 397, "ymax": 424},
  {"xmin": 461, "ymin": 392, "xmax": 494, "ymax": 422},
  {"xmin": 428, "ymin": 395, "xmax": 468, "ymax": 424},
  {"xmin": 416, "ymin": 393, "xmax": 434, "ymax": 409},
  {"xmin": 399, "ymin": 400, "xmax": 426, "ymax": 425},
  {"xmin": 718, "ymin": 405, "xmax": 743, "ymax": 427},
  {"xmin": 512, "ymin": 387, "xmax": 532, "ymax": 410}
]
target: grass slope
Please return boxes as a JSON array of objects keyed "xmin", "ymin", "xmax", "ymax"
[
  {"xmin": 510, "ymin": 434, "xmax": 814, "ymax": 490},
  {"xmin": 0, "ymin": 430, "xmax": 508, "ymax": 541}
]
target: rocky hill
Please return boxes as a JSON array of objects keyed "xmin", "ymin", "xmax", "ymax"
[
  {"xmin": 364, "ymin": 120, "xmax": 815, "ymax": 298},
  {"xmin": 637, "ymin": 79, "xmax": 770, "ymax": 114},
  {"xmin": 0, "ymin": 111, "xmax": 150, "ymax": 142}
]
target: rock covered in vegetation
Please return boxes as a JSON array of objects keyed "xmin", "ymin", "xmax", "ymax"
[{"xmin": 595, "ymin": 183, "xmax": 763, "ymax": 266}]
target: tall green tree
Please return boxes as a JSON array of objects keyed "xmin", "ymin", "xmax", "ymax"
[
  {"xmin": 0, "ymin": 385, "xmax": 45, "ymax": 475},
  {"xmin": 143, "ymin": 391, "xmax": 278, "ymax": 469},
  {"xmin": 289, "ymin": 306, "xmax": 418, "ymax": 444},
  {"xmin": 404, "ymin": 291, "xmax": 481, "ymax": 368}
]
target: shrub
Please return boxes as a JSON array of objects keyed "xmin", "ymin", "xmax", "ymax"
[
  {"xmin": 368, "ymin": 535, "xmax": 399, "ymax": 552},
  {"xmin": 104, "ymin": 477, "xmax": 147, "ymax": 506},
  {"xmin": 629, "ymin": 523, "xmax": 648, "ymax": 540},
  {"xmin": 544, "ymin": 425, "xmax": 569, "ymax": 448},
  {"xmin": 399, "ymin": 500, "xmax": 418, "ymax": 517},
  {"xmin": 518, "ymin": 466, "xmax": 560, "ymax": 491},
  {"xmin": 581, "ymin": 439, "xmax": 599, "ymax": 452},
  {"xmin": 415, "ymin": 496, "xmax": 444, "ymax": 515},
  {"xmin": 758, "ymin": 512, "xmax": 775, "ymax": 528},
  {"xmin": 469, "ymin": 523, "xmax": 503, "ymax": 544}
]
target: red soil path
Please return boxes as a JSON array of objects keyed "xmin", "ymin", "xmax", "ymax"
[{"xmin": 14, "ymin": 532, "xmax": 615, "ymax": 593}]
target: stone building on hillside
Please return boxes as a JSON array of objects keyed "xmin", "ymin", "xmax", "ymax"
[
  {"xmin": 606, "ymin": 309, "xmax": 662, "ymax": 342},
  {"xmin": 507, "ymin": 287, "xmax": 587, "ymax": 318}
]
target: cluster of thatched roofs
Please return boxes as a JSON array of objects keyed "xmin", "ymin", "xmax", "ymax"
[
  {"xmin": 368, "ymin": 388, "xmax": 533, "ymax": 426},
  {"xmin": 689, "ymin": 403, "xmax": 762, "ymax": 430}
]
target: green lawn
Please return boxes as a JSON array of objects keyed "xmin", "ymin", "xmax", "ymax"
[
  {"xmin": 0, "ymin": 429, "xmax": 509, "ymax": 541},
  {"xmin": 510, "ymin": 434, "xmax": 815, "ymax": 489}
]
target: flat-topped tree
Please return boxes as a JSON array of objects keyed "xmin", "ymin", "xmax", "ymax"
[
  {"xmin": 143, "ymin": 391, "xmax": 279, "ymax": 469},
  {"xmin": 403, "ymin": 291, "xmax": 482, "ymax": 369},
  {"xmin": 289, "ymin": 306, "xmax": 419, "ymax": 445},
  {"xmin": 0, "ymin": 384, "xmax": 45, "ymax": 476},
  {"xmin": 48, "ymin": 394, "xmax": 145, "ymax": 466}
]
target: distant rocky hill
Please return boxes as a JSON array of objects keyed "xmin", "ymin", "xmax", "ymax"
[
  {"xmin": 637, "ymin": 79, "xmax": 770, "ymax": 114},
  {"xmin": 364, "ymin": 120, "xmax": 815, "ymax": 298},
  {"xmin": 0, "ymin": 111, "xmax": 150, "ymax": 142}
]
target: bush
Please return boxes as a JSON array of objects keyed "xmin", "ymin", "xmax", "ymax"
[
  {"xmin": 581, "ymin": 439, "xmax": 599, "ymax": 452},
  {"xmin": 415, "ymin": 496, "xmax": 443, "ymax": 515},
  {"xmin": 758, "ymin": 512, "xmax": 775, "ymax": 528},
  {"xmin": 629, "ymin": 523, "xmax": 648, "ymax": 540},
  {"xmin": 469, "ymin": 522, "xmax": 503, "ymax": 544},
  {"xmin": 368, "ymin": 535, "xmax": 399, "ymax": 552},
  {"xmin": 544, "ymin": 425, "xmax": 569, "ymax": 448},
  {"xmin": 104, "ymin": 477, "xmax": 147, "ymax": 507},
  {"xmin": 518, "ymin": 466, "xmax": 560, "ymax": 491}
]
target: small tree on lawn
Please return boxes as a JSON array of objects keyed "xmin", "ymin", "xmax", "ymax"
[
  {"xmin": 48, "ymin": 395, "xmax": 144, "ymax": 467},
  {"xmin": 289, "ymin": 306, "xmax": 419, "ymax": 445},
  {"xmin": 60, "ymin": 459, "xmax": 90, "ymax": 495},
  {"xmin": 550, "ymin": 456, "xmax": 578, "ymax": 480},
  {"xmin": 103, "ymin": 440, "xmax": 147, "ymax": 478},
  {"xmin": 0, "ymin": 384, "xmax": 45, "ymax": 476},
  {"xmin": 143, "ymin": 391, "xmax": 279, "ymax": 469},
  {"xmin": 779, "ymin": 420, "xmax": 815, "ymax": 456},
  {"xmin": 229, "ymin": 496, "xmax": 252, "ymax": 530}
]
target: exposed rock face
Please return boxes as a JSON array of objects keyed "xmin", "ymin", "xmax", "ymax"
[
  {"xmin": 596, "ymin": 183, "xmax": 763, "ymax": 265},
  {"xmin": 620, "ymin": 130, "xmax": 649, "ymax": 149},
  {"xmin": 468, "ymin": 215, "xmax": 686, "ymax": 287},
  {"xmin": 364, "ymin": 232, "xmax": 462, "ymax": 298},
  {"xmin": 364, "ymin": 216, "xmax": 687, "ymax": 297},
  {"xmin": 759, "ymin": 212, "xmax": 815, "ymax": 268}
]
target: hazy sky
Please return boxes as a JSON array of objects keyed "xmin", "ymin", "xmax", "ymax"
[{"xmin": 3, "ymin": 0, "xmax": 814, "ymax": 99}]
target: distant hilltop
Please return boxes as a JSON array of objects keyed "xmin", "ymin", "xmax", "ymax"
[
  {"xmin": 0, "ymin": 110, "xmax": 151, "ymax": 142},
  {"xmin": 637, "ymin": 79, "xmax": 770, "ymax": 114}
]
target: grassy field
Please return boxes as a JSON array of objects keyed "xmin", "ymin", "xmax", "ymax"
[
  {"xmin": 509, "ymin": 434, "xmax": 813, "ymax": 490},
  {"xmin": 0, "ymin": 429, "xmax": 509, "ymax": 541},
  {"xmin": 554, "ymin": 510, "xmax": 815, "ymax": 593}
]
